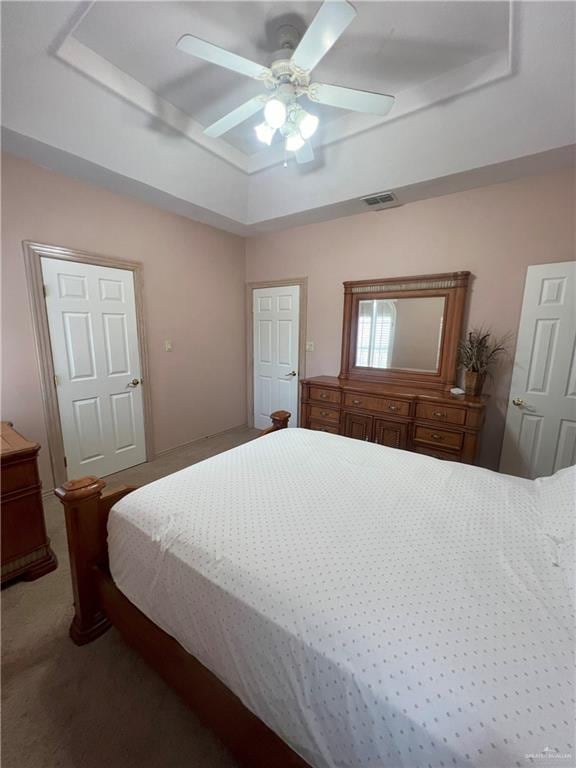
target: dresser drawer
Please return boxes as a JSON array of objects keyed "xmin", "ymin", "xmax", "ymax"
[
  {"xmin": 309, "ymin": 421, "xmax": 339, "ymax": 435},
  {"xmin": 413, "ymin": 425, "xmax": 463, "ymax": 451},
  {"xmin": 309, "ymin": 386, "xmax": 340, "ymax": 405},
  {"xmin": 308, "ymin": 405, "xmax": 340, "ymax": 424},
  {"xmin": 343, "ymin": 392, "xmax": 410, "ymax": 417},
  {"xmin": 416, "ymin": 402, "xmax": 467, "ymax": 425},
  {"xmin": 413, "ymin": 445, "xmax": 462, "ymax": 462}
]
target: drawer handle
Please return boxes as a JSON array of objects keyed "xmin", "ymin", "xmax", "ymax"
[
  {"xmin": 433, "ymin": 411, "xmax": 446, "ymax": 418},
  {"xmin": 388, "ymin": 405, "xmax": 398, "ymax": 412},
  {"xmin": 320, "ymin": 411, "xmax": 330, "ymax": 417},
  {"xmin": 352, "ymin": 399, "xmax": 362, "ymax": 405},
  {"xmin": 431, "ymin": 433, "xmax": 443, "ymax": 441},
  {"xmin": 320, "ymin": 393, "xmax": 328, "ymax": 399}
]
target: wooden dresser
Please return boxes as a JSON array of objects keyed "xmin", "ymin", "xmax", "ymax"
[
  {"xmin": 301, "ymin": 271, "xmax": 487, "ymax": 464},
  {"xmin": 1, "ymin": 422, "xmax": 57, "ymax": 584},
  {"xmin": 301, "ymin": 376, "xmax": 486, "ymax": 463}
]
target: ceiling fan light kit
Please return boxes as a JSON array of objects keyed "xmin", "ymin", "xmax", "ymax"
[
  {"xmin": 254, "ymin": 98, "xmax": 319, "ymax": 154},
  {"xmin": 176, "ymin": 0, "xmax": 395, "ymax": 165}
]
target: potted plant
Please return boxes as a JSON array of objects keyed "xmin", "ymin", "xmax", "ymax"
[{"xmin": 458, "ymin": 329, "xmax": 508, "ymax": 396}]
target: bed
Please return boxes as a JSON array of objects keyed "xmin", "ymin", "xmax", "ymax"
[{"xmin": 55, "ymin": 413, "xmax": 575, "ymax": 768}]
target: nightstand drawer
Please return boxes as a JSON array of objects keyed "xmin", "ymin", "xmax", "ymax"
[
  {"xmin": 343, "ymin": 393, "xmax": 410, "ymax": 416},
  {"xmin": 309, "ymin": 405, "xmax": 340, "ymax": 424},
  {"xmin": 416, "ymin": 402, "xmax": 466, "ymax": 425},
  {"xmin": 0, "ymin": 456, "xmax": 39, "ymax": 493},
  {"xmin": 309, "ymin": 421, "xmax": 339, "ymax": 435},
  {"xmin": 309, "ymin": 387, "xmax": 340, "ymax": 405},
  {"xmin": 413, "ymin": 425, "xmax": 463, "ymax": 451}
]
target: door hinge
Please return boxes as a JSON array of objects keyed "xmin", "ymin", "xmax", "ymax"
[
  {"xmin": 43, "ymin": 284, "xmax": 48, "ymax": 298},
  {"xmin": 53, "ymin": 374, "xmax": 60, "ymax": 387},
  {"xmin": 63, "ymin": 456, "xmax": 67, "ymax": 468}
]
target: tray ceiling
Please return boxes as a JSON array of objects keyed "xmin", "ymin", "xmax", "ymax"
[
  {"xmin": 64, "ymin": 1, "xmax": 511, "ymax": 164},
  {"xmin": 2, "ymin": 1, "xmax": 574, "ymax": 233}
]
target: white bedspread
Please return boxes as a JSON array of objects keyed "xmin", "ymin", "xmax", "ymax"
[{"xmin": 108, "ymin": 429, "xmax": 575, "ymax": 768}]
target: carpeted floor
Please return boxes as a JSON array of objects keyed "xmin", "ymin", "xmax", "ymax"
[{"xmin": 2, "ymin": 426, "xmax": 260, "ymax": 768}]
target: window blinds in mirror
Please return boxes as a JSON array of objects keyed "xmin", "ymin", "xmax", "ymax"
[{"xmin": 356, "ymin": 300, "xmax": 396, "ymax": 368}]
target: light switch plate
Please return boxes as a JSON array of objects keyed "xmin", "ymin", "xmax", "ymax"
[
  {"xmin": 164, "ymin": 339, "xmax": 173, "ymax": 352},
  {"xmin": 305, "ymin": 341, "xmax": 315, "ymax": 352}
]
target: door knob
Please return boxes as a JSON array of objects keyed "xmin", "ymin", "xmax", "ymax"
[
  {"xmin": 127, "ymin": 378, "xmax": 141, "ymax": 388},
  {"xmin": 286, "ymin": 371, "xmax": 297, "ymax": 377},
  {"xmin": 512, "ymin": 397, "xmax": 525, "ymax": 407}
]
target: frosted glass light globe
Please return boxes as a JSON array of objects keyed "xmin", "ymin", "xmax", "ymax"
[
  {"xmin": 264, "ymin": 98, "xmax": 287, "ymax": 129},
  {"xmin": 298, "ymin": 111, "xmax": 319, "ymax": 140},
  {"xmin": 286, "ymin": 132, "xmax": 305, "ymax": 152},
  {"xmin": 254, "ymin": 122, "xmax": 275, "ymax": 145}
]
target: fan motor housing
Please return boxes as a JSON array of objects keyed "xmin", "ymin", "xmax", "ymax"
[
  {"xmin": 276, "ymin": 23, "xmax": 301, "ymax": 52},
  {"xmin": 267, "ymin": 23, "xmax": 309, "ymax": 88},
  {"xmin": 268, "ymin": 59, "xmax": 310, "ymax": 92}
]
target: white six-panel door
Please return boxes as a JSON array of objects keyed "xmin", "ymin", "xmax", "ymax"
[
  {"xmin": 253, "ymin": 286, "xmax": 300, "ymax": 429},
  {"xmin": 41, "ymin": 257, "xmax": 146, "ymax": 479},
  {"xmin": 500, "ymin": 261, "xmax": 576, "ymax": 478}
]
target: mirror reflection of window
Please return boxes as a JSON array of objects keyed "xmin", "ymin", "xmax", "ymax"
[{"xmin": 356, "ymin": 300, "xmax": 396, "ymax": 368}]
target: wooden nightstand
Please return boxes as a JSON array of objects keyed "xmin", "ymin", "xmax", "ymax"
[{"xmin": 1, "ymin": 421, "xmax": 57, "ymax": 584}]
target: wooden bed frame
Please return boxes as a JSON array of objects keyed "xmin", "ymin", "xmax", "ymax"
[{"xmin": 55, "ymin": 411, "xmax": 310, "ymax": 768}]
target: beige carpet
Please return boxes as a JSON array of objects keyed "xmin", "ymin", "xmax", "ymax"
[{"xmin": 2, "ymin": 426, "xmax": 260, "ymax": 768}]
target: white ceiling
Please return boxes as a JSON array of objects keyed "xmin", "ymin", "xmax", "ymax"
[{"xmin": 1, "ymin": 1, "xmax": 574, "ymax": 234}]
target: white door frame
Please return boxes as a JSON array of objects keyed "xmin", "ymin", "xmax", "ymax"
[
  {"xmin": 246, "ymin": 278, "xmax": 307, "ymax": 428},
  {"xmin": 23, "ymin": 241, "xmax": 154, "ymax": 488}
]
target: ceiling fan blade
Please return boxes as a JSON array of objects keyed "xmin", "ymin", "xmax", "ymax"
[
  {"xmin": 177, "ymin": 35, "xmax": 271, "ymax": 80},
  {"xmin": 295, "ymin": 141, "xmax": 315, "ymax": 165},
  {"xmin": 204, "ymin": 96, "xmax": 264, "ymax": 138},
  {"xmin": 291, "ymin": 0, "xmax": 357, "ymax": 73},
  {"xmin": 308, "ymin": 82, "xmax": 395, "ymax": 116}
]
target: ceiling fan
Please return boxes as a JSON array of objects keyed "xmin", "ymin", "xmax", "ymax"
[{"xmin": 176, "ymin": 0, "xmax": 395, "ymax": 164}]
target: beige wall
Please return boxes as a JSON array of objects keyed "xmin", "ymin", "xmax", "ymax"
[
  {"xmin": 3, "ymin": 153, "xmax": 574, "ymax": 483},
  {"xmin": 246, "ymin": 170, "xmax": 576, "ymax": 469},
  {"xmin": 1, "ymin": 154, "xmax": 247, "ymax": 489}
]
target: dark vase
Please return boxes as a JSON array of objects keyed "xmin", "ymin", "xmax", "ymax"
[{"xmin": 464, "ymin": 370, "xmax": 486, "ymax": 396}]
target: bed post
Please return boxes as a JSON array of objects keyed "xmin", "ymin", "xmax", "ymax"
[
  {"xmin": 260, "ymin": 410, "xmax": 291, "ymax": 435},
  {"xmin": 55, "ymin": 476, "xmax": 134, "ymax": 645},
  {"xmin": 55, "ymin": 477, "xmax": 109, "ymax": 644}
]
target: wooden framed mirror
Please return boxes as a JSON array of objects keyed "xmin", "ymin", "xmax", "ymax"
[{"xmin": 339, "ymin": 271, "xmax": 470, "ymax": 390}]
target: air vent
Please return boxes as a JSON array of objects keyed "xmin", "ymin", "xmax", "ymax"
[{"xmin": 361, "ymin": 192, "xmax": 399, "ymax": 211}]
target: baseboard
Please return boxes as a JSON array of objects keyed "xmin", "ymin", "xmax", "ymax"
[{"xmin": 155, "ymin": 422, "xmax": 252, "ymax": 458}]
